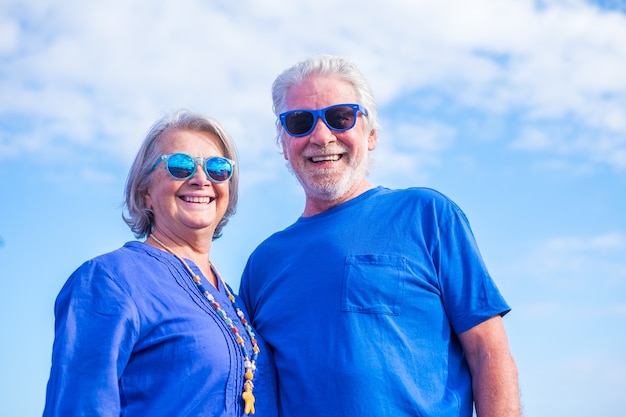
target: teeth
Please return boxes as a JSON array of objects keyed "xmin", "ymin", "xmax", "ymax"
[
  {"xmin": 311, "ymin": 154, "xmax": 340, "ymax": 162},
  {"xmin": 182, "ymin": 196, "xmax": 213, "ymax": 203}
]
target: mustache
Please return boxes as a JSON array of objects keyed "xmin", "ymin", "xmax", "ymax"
[{"xmin": 302, "ymin": 144, "xmax": 349, "ymax": 159}]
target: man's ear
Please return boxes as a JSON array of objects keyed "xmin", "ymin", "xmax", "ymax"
[
  {"xmin": 368, "ymin": 129, "xmax": 377, "ymax": 151},
  {"xmin": 282, "ymin": 139, "xmax": 290, "ymax": 161}
]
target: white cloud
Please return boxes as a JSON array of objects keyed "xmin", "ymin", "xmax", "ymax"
[
  {"xmin": 1, "ymin": 0, "xmax": 625, "ymax": 177},
  {"xmin": 0, "ymin": 13, "xmax": 19, "ymax": 53},
  {"xmin": 541, "ymin": 231, "xmax": 626, "ymax": 253},
  {"xmin": 500, "ymin": 231, "xmax": 626, "ymax": 298},
  {"xmin": 608, "ymin": 302, "xmax": 626, "ymax": 315},
  {"xmin": 367, "ymin": 119, "xmax": 456, "ymax": 185}
]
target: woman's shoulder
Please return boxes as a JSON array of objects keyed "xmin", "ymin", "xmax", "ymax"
[{"xmin": 66, "ymin": 241, "xmax": 156, "ymax": 286}]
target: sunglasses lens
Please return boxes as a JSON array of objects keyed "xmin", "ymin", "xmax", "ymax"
[
  {"xmin": 282, "ymin": 105, "xmax": 359, "ymax": 136},
  {"xmin": 325, "ymin": 106, "xmax": 356, "ymax": 130},
  {"xmin": 166, "ymin": 153, "xmax": 196, "ymax": 179},
  {"xmin": 205, "ymin": 157, "xmax": 233, "ymax": 182},
  {"xmin": 284, "ymin": 111, "xmax": 315, "ymax": 136}
]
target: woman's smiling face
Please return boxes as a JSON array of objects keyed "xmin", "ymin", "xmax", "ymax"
[{"xmin": 145, "ymin": 129, "xmax": 230, "ymax": 241}]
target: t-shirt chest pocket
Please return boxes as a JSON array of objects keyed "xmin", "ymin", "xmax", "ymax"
[{"xmin": 341, "ymin": 254, "xmax": 406, "ymax": 315}]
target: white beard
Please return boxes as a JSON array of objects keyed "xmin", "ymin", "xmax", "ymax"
[{"xmin": 287, "ymin": 152, "xmax": 372, "ymax": 202}]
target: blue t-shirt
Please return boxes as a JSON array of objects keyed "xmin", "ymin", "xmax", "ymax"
[
  {"xmin": 43, "ymin": 241, "xmax": 278, "ymax": 417},
  {"xmin": 240, "ymin": 187, "xmax": 510, "ymax": 417}
]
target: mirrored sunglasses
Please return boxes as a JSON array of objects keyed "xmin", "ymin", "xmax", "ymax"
[
  {"xmin": 279, "ymin": 103, "xmax": 368, "ymax": 137},
  {"xmin": 150, "ymin": 153, "xmax": 235, "ymax": 183}
]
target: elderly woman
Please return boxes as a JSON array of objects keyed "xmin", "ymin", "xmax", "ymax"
[{"xmin": 43, "ymin": 110, "xmax": 278, "ymax": 416}]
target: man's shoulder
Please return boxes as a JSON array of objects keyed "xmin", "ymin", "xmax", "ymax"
[{"xmin": 374, "ymin": 186, "xmax": 454, "ymax": 204}]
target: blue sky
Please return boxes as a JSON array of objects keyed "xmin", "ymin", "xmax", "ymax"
[{"xmin": 1, "ymin": 0, "xmax": 625, "ymax": 416}]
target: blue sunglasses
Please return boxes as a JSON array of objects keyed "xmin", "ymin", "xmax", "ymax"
[
  {"xmin": 279, "ymin": 103, "xmax": 368, "ymax": 137},
  {"xmin": 150, "ymin": 153, "xmax": 235, "ymax": 183}
]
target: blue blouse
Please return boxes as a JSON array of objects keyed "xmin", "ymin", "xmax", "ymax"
[{"xmin": 43, "ymin": 241, "xmax": 278, "ymax": 416}]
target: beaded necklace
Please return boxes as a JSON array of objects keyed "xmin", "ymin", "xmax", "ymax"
[{"xmin": 150, "ymin": 234, "xmax": 259, "ymax": 415}]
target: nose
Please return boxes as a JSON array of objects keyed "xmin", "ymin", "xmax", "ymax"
[
  {"xmin": 188, "ymin": 162, "xmax": 213, "ymax": 186},
  {"xmin": 308, "ymin": 116, "xmax": 336, "ymax": 147}
]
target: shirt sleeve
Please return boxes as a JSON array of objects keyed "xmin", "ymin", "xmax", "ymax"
[
  {"xmin": 239, "ymin": 264, "xmax": 251, "ymax": 313},
  {"xmin": 43, "ymin": 259, "xmax": 140, "ymax": 417},
  {"xmin": 434, "ymin": 200, "xmax": 510, "ymax": 335}
]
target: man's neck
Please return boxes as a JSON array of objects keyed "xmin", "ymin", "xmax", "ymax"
[{"xmin": 302, "ymin": 180, "xmax": 375, "ymax": 217}]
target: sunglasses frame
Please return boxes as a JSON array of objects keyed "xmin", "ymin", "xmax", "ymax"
[
  {"xmin": 279, "ymin": 103, "xmax": 368, "ymax": 137},
  {"xmin": 150, "ymin": 153, "xmax": 235, "ymax": 183}
]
